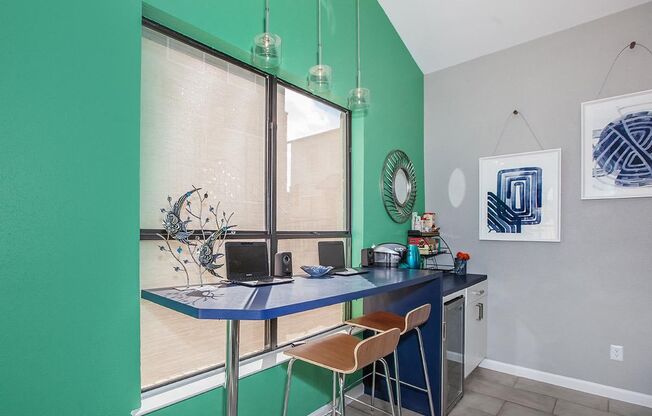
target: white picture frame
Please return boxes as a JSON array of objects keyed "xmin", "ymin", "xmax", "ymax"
[
  {"xmin": 581, "ymin": 89, "xmax": 652, "ymax": 199},
  {"xmin": 479, "ymin": 149, "xmax": 561, "ymax": 242}
]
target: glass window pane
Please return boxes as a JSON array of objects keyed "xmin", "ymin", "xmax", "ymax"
[
  {"xmin": 140, "ymin": 27, "xmax": 267, "ymax": 231},
  {"xmin": 276, "ymin": 86, "xmax": 347, "ymax": 231},
  {"xmin": 141, "ymin": 301, "xmax": 264, "ymax": 390},
  {"xmin": 276, "ymin": 238, "xmax": 345, "ymax": 345},
  {"xmin": 140, "ymin": 240, "xmax": 266, "ymax": 389},
  {"xmin": 276, "ymin": 306, "xmax": 343, "ymax": 346}
]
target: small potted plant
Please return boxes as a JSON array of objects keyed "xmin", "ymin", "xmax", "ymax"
[{"xmin": 454, "ymin": 251, "xmax": 470, "ymax": 275}]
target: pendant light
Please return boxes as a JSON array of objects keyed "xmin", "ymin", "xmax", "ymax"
[
  {"xmin": 253, "ymin": 0, "xmax": 282, "ymax": 69},
  {"xmin": 348, "ymin": 0, "xmax": 370, "ymax": 111},
  {"xmin": 308, "ymin": 0, "xmax": 332, "ymax": 93}
]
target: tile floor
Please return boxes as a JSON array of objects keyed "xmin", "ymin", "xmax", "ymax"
[
  {"xmin": 345, "ymin": 368, "xmax": 652, "ymax": 416},
  {"xmin": 458, "ymin": 368, "xmax": 652, "ymax": 416}
]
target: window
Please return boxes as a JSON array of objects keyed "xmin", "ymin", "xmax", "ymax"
[{"xmin": 140, "ymin": 21, "xmax": 350, "ymax": 391}]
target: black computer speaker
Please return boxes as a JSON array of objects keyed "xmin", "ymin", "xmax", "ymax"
[
  {"xmin": 274, "ymin": 252, "xmax": 293, "ymax": 277},
  {"xmin": 361, "ymin": 248, "xmax": 374, "ymax": 267}
]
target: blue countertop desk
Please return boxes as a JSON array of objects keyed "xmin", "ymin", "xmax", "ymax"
[{"xmin": 142, "ymin": 268, "xmax": 443, "ymax": 416}]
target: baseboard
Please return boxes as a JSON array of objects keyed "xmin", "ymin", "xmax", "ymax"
[
  {"xmin": 446, "ymin": 351, "xmax": 464, "ymax": 364},
  {"xmin": 308, "ymin": 383, "xmax": 365, "ymax": 416},
  {"xmin": 479, "ymin": 359, "xmax": 652, "ymax": 409}
]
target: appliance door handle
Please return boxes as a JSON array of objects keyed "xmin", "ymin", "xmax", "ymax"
[
  {"xmin": 476, "ymin": 303, "xmax": 484, "ymax": 321},
  {"xmin": 471, "ymin": 290, "xmax": 485, "ymax": 296},
  {"xmin": 442, "ymin": 321, "xmax": 447, "ymax": 341}
]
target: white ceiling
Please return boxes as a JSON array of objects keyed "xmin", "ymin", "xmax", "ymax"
[{"xmin": 377, "ymin": 0, "xmax": 652, "ymax": 74}]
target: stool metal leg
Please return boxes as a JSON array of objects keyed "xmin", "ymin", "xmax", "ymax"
[
  {"xmin": 338, "ymin": 373, "xmax": 346, "ymax": 416},
  {"xmin": 370, "ymin": 361, "xmax": 377, "ymax": 410},
  {"xmin": 392, "ymin": 350, "xmax": 402, "ymax": 416},
  {"xmin": 282, "ymin": 358, "xmax": 296, "ymax": 416},
  {"xmin": 415, "ymin": 327, "xmax": 435, "ymax": 416},
  {"xmin": 332, "ymin": 371, "xmax": 338, "ymax": 415},
  {"xmin": 364, "ymin": 329, "xmax": 381, "ymax": 412},
  {"xmin": 378, "ymin": 358, "xmax": 396, "ymax": 416}
]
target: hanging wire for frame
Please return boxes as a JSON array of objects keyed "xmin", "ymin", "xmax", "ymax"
[
  {"xmin": 596, "ymin": 41, "xmax": 652, "ymax": 98},
  {"xmin": 491, "ymin": 109, "xmax": 545, "ymax": 155}
]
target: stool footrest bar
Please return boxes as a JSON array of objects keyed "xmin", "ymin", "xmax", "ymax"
[
  {"xmin": 387, "ymin": 376, "xmax": 429, "ymax": 393},
  {"xmin": 341, "ymin": 371, "xmax": 374, "ymax": 392},
  {"xmin": 344, "ymin": 395, "xmax": 394, "ymax": 416}
]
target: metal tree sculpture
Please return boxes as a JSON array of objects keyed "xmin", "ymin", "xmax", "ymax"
[{"xmin": 158, "ymin": 186, "xmax": 236, "ymax": 288}]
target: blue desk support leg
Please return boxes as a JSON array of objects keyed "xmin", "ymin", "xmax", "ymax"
[{"xmin": 226, "ymin": 320, "xmax": 240, "ymax": 416}]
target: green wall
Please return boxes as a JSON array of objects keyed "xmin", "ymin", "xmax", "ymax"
[
  {"xmin": 0, "ymin": 1, "xmax": 142, "ymax": 415},
  {"xmin": 0, "ymin": 0, "xmax": 422, "ymax": 415}
]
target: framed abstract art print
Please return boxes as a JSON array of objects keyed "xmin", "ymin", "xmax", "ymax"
[
  {"xmin": 581, "ymin": 89, "xmax": 652, "ymax": 199},
  {"xmin": 479, "ymin": 149, "xmax": 561, "ymax": 242}
]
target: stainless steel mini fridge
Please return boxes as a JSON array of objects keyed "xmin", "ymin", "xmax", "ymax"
[{"xmin": 443, "ymin": 296, "xmax": 465, "ymax": 414}]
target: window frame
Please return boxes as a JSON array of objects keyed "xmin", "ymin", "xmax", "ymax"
[{"xmin": 140, "ymin": 18, "xmax": 352, "ymax": 391}]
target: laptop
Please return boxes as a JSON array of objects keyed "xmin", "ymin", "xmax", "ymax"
[
  {"xmin": 225, "ymin": 242, "xmax": 293, "ymax": 287},
  {"xmin": 318, "ymin": 241, "xmax": 369, "ymax": 276}
]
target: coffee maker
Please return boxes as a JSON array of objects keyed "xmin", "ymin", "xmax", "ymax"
[{"xmin": 370, "ymin": 243, "xmax": 407, "ymax": 268}]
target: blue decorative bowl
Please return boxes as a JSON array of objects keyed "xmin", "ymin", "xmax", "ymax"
[{"xmin": 300, "ymin": 265, "xmax": 334, "ymax": 278}]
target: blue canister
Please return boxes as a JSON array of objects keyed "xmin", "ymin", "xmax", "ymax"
[{"xmin": 406, "ymin": 244, "xmax": 421, "ymax": 269}]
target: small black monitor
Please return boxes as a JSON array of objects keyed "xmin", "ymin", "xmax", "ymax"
[
  {"xmin": 225, "ymin": 242, "xmax": 269, "ymax": 280},
  {"xmin": 318, "ymin": 241, "xmax": 346, "ymax": 269}
]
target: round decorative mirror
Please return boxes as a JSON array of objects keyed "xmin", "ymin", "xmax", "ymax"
[
  {"xmin": 394, "ymin": 168, "xmax": 411, "ymax": 206},
  {"xmin": 381, "ymin": 150, "xmax": 417, "ymax": 223}
]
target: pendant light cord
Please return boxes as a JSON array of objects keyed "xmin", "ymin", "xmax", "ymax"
[
  {"xmin": 356, "ymin": 0, "xmax": 361, "ymax": 87},
  {"xmin": 317, "ymin": 0, "xmax": 322, "ymax": 65},
  {"xmin": 265, "ymin": 0, "xmax": 270, "ymax": 33}
]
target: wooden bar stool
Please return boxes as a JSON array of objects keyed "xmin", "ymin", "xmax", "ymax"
[
  {"xmin": 346, "ymin": 304, "xmax": 435, "ymax": 416},
  {"xmin": 283, "ymin": 328, "xmax": 401, "ymax": 416}
]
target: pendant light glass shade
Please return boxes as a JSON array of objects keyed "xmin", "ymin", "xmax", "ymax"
[
  {"xmin": 348, "ymin": 87, "xmax": 370, "ymax": 111},
  {"xmin": 253, "ymin": 0, "xmax": 282, "ymax": 69},
  {"xmin": 253, "ymin": 32, "xmax": 282, "ymax": 69},
  {"xmin": 348, "ymin": 0, "xmax": 370, "ymax": 112},
  {"xmin": 308, "ymin": 0, "xmax": 332, "ymax": 93},
  {"xmin": 308, "ymin": 64, "xmax": 332, "ymax": 93}
]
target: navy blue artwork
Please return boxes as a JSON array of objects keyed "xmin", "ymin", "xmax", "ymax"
[
  {"xmin": 593, "ymin": 111, "xmax": 652, "ymax": 188},
  {"xmin": 487, "ymin": 167, "xmax": 542, "ymax": 234},
  {"xmin": 487, "ymin": 192, "xmax": 522, "ymax": 233}
]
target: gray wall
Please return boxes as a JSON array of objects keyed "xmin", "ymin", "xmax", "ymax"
[{"xmin": 424, "ymin": 3, "xmax": 652, "ymax": 394}]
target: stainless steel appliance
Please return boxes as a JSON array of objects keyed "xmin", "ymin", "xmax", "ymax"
[
  {"xmin": 372, "ymin": 242, "xmax": 407, "ymax": 267},
  {"xmin": 443, "ymin": 296, "xmax": 465, "ymax": 414}
]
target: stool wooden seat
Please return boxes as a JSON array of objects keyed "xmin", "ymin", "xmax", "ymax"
[
  {"xmin": 347, "ymin": 304, "xmax": 431, "ymax": 335},
  {"xmin": 286, "ymin": 334, "xmax": 359, "ymax": 373},
  {"xmin": 346, "ymin": 311, "xmax": 406, "ymax": 333},
  {"xmin": 283, "ymin": 328, "xmax": 401, "ymax": 416},
  {"xmin": 346, "ymin": 304, "xmax": 434, "ymax": 416}
]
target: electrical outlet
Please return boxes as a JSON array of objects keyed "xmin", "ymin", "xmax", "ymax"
[{"xmin": 610, "ymin": 345, "xmax": 624, "ymax": 361}]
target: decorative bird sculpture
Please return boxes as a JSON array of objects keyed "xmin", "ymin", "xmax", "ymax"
[
  {"xmin": 162, "ymin": 188, "xmax": 200, "ymax": 243},
  {"xmin": 197, "ymin": 224, "xmax": 236, "ymax": 276}
]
